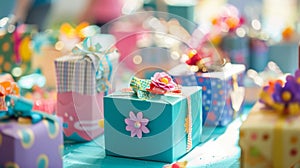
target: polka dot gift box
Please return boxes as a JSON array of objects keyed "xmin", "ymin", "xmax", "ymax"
[
  {"xmin": 0, "ymin": 95, "xmax": 63, "ymax": 168},
  {"xmin": 0, "ymin": 25, "xmax": 34, "ymax": 78},
  {"xmin": 239, "ymin": 70, "xmax": 300, "ymax": 168},
  {"xmin": 170, "ymin": 63, "xmax": 245, "ymax": 126}
]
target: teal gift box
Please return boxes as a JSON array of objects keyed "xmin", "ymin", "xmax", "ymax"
[{"xmin": 104, "ymin": 86, "xmax": 202, "ymax": 163}]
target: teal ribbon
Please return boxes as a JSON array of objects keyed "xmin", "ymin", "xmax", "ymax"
[
  {"xmin": 72, "ymin": 36, "xmax": 113, "ymax": 92},
  {"xmin": 0, "ymin": 95, "xmax": 58, "ymax": 124},
  {"xmin": 130, "ymin": 76, "xmax": 152, "ymax": 99}
]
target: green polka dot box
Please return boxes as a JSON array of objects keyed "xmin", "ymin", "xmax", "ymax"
[
  {"xmin": 170, "ymin": 63, "xmax": 246, "ymax": 126},
  {"xmin": 0, "ymin": 25, "xmax": 34, "ymax": 78},
  {"xmin": 0, "ymin": 98, "xmax": 63, "ymax": 167}
]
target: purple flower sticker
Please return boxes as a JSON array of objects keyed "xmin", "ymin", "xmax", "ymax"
[{"xmin": 125, "ymin": 111, "xmax": 150, "ymax": 138}]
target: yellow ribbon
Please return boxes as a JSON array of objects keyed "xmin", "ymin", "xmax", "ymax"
[
  {"xmin": 185, "ymin": 96, "xmax": 192, "ymax": 152},
  {"xmin": 273, "ymin": 116, "xmax": 285, "ymax": 168}
]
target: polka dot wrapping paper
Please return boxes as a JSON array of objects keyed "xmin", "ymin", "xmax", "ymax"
[
  {"xmin": 172, "ymin": 64, "xmax": 246, "ymax": 126},
  {"xmin": 0, "ymin": 118, "xmax": 63, "ymax": 167},
  {"xmin": 239, "ymin": 103, "xmax": 300, "ymax": 168}
]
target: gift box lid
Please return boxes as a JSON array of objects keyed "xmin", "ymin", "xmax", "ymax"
[
  {"xmin": 240, "ymin": 102, "xmax": 300, "ymax": 130},
  {"xmin": 168, "ymin": 63, "xmax": 245, "ymax": 80}
]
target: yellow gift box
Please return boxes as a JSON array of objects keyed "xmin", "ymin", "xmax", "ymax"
[{"xmin": 239, "ymin": 103, "xmax": 300, "ymax": 168}]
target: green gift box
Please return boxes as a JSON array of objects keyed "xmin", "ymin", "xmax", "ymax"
[
  {"xmin": 104, "ymin": 86, "xmax": 202, "ymax": 163},
  {"xmin": 0, "ymin": 25, "xmax": 34, "ymax": 77}
]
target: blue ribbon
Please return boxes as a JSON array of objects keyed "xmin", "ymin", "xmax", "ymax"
[
  {"xmin": 0, "ymin": 95, "xmax": 58, "ymax": 124},
  {"xmin": 72, "ymin": 36, "xmax": 113, "ymax": 92}
]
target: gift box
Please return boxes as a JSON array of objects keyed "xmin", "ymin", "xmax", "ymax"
[
  {"xmin": 104, "ymin": 86, "xmax": 202, "ymax": 163},
  {"xmin": 0, "ymin": 25, "xmax": 34, "ymax": 77},
  {"xmin": 31, "ymin": 46, "xmax": 65, "ymax": 89},
  {"xmin": 220, "ymin": 34, "xmax": 250, "ymax": 68},
  {"xmin": 0, "ymin": 95, "xmax": 63, "ymax": 167},
  {"xmin": 55, "ymin": 36, "xmax": 119, "ymax": 141},
  {"xmin": 240, "ymin": 70, "xmax": 300, "ymax": 168},
  {"xmin": 268, "ymin": 42, "xmax": 298, "ymax": 73},
  {"xmin": 239, "ymin": 103, "xmax": 300, "ymax": 168},
  {"xmin": 24, "ymin": 87, "xmax": 57, "ymax": 115},
  {"xmin": 170, "ymin": 63, "xmax": 245, "ymax": 126},
  {"xmin": 249, "ymin": 38, "xmax": 269, "ymax": 72}
]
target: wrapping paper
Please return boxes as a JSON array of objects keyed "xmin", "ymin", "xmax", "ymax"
[
  {"xmin": 0, "ymin": 111, "xmax": 63, "ymax": 168},
  {"xmin": 240, "ymin": 103, "xmax": 300, "ymax": 168},
  {"xmin": 170, "ymin": 64, "xmax": 245, "ymax": 126},
  {"xmin": 0, "ymin": 25, "xmax": 33, "ymax": 76},
  {"xmin": 55, "ymin": 47, "xmax": 118, "ymax": 141},
  {"xmin": 104, "ymin": 86, "xmax": 202, "ymax": 163},
  {"xmin": 57, "ymin": 92, "xmax": 104, "ymax": 141}
]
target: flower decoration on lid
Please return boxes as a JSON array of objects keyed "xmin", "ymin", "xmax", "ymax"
[
  {"xmin": 125, "ymin": 111, "xmax": 150, "ymax": 138},
  {"xmin": 148, "ymin": 72, "xmax": 177, "ymax": 94},
  {"xmin": 185, "ymin": 49, "xmax": 212, "ymax": 73},
  {"xmin": 130, "ymin": 72, "xmax": 181, "ymax": 99},
  {"xmin": 211, "ymin": 4, "xmax": 245, "ymax": 33},
  {"xmin": 185, "ymin": 48, "xmax": 227, "ymax": 73},
  {"xmin": 259, "ymin": 70, "xmax": 300, "ymax": 115}
]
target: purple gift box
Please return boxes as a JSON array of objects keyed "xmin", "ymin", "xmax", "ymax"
[
  {"xmin": 170, "ymin": 63, "xmax": 245, "ymax": 126},
  {"xmin": 0, "ymin": 117, "xmax": 63, "ymax": 167}
]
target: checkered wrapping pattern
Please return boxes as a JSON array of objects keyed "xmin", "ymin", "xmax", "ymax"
[{"xmin": 55, "ymin": 53, "xmax": 109, "ymax": 95}]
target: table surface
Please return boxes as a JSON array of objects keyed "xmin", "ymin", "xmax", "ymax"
[{"xmin": 63, "ymin": 105, "xmax": 252, "ymax": 168}]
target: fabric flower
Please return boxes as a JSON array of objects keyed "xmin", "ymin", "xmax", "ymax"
[
  {"xmin": 125, "ymin": 111, "xmax": 149, "ymax": 138},
  {"xmin": 150, "ymin": 72, "xmax": 176, "ymax": 92},
  {"xmin": 259, "ymin": 70, "xmax": 300, "ymax": 115}
]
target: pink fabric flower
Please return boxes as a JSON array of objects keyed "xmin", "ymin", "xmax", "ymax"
[
  {"xmin": 125, "ymin": 111, "xmax": 150, "ymax": 138},
  {"xmin": 151, "ymin": 72, "xmax": 176, "ymax": 91}
]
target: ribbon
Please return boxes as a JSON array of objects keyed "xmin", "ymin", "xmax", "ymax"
[
  {"xmin": 72, "ymin": 35, "xmax": 113, "ymax": 92},
  {"xmin": 273, "ymin": 116, "xmax": 284, "ymax": 168},
  {"xmin": 0, "ymin": 95, "xmax": 58, "ymax": 124},
  {"xmin": 130, "ymin": 76, "xmax": 152, "ymax": 100},
  {"xmin": 185, "ymin": 96, "xmax": 192, "ymax": 151},
  {"xmin": 129, "ymin": 73, "xmax": 181, "ymax": 100},
  {"xmin": 250, "ymin": 106, "xmax": 300, "ymax": 167},
  {"xmin": 0, "ymin": 81, "xmax": 20, "ymax": 111}
]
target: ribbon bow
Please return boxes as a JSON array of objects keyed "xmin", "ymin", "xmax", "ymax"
[
  {"xmin": 130, "ymin": 76, "xmax": 152, "ymax": 99},
  {"xmin": 0, "ymin": 95, "xmax": 57, "ymax": 124},
  {"xmin": 259, "ymin": 70, "xmax": 300, "ymax": 116},
  {"xmin": 130, "ymin": 72, "xmax": 181, "ymax": 100},
  {"xmin": 72, "ymin": 33, "xmax": 113, "ymax": 92}
]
